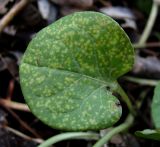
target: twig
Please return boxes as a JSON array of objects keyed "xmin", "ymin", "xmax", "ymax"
[
  {"xmin": 124, "ymin": 76, "xmax": 158, "ymax": 86},
  {"xmin": 0, "ymin": 78, "xmax": 40, "ymax": 137},
  {"xmin": 133, "ymin": 42, "xmax": 160, "ymax": 49},
  {"xmin": 93, "ymin": 114, "xmax": 134, "ymax": 147},
  {"xmin": 4, "ymin": 106, "xmax": 40, "ymax": 138},
  {"xmin": 139, "ymin": 2, "xmax": 159, "ymax": 44},
  {"xmin": 0, "ymin": 98, "xmax": 30, "ymax": 112},
  {"xmin": 6, "ymin": 79, "xmax": 15, "ymax": 100},
  {"xmin": 5, "ymin": 126, "xmax": 43, "ymax": 144},
  {"xmin": 0, "ymin": 0, "xmax": 30, "ymax": 33},
  {"xmin": 38, "ymin": 132, "xmax": 99, "ymax": 147}
]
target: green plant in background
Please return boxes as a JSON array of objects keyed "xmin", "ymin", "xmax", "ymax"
[
  {"xmin": 132, "ymin": 0, "xmax": 160, "ymax": 141},
  {"xmin": 134, "ymin": 0, "xmax": 152, "ymax": 15},
  {"xmin": 135, "ymin": 82, "xmax": 160, "ymax": 141},
  {"xmin": 19, "ymin": 11, "xmax": 135, "ymax": 147}
]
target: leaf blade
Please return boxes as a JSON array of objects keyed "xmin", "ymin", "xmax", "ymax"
[
  {"xmin": 135, "ymin": 129, "xmax": 160, "ymax": 141},
  {"xmin": 20, "ymin": 11, "xmax": 134, "ymax": 131},
  {"xmin": 20, "ymin": 63, "xmax": 121, "ymax": 131},
  {"xmin": 152, "ymin": 82, "xmax": 160, "ymax": 128}
]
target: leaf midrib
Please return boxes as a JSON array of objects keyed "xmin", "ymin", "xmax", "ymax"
[{"xmin": 21, "ymin": 62, "xmax": 116, "ymax": 88}]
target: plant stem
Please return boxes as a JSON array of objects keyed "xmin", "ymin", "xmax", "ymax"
[
  {"xmin": 139, "ymin": 2, "xmax": 159, "ymax": 44},
  {"xmin": 136, "ymin": 89, "xmax": 149, "ymax": 110},
  {"xmin": 38, "ymin": 132, "xmax": 99, "ymax": 147},
  {"xmin": 93, "ymin": 114, "xmax": 134, "ymax": 147},
  {"xmin": 116, "ymin": 83, "xmax": 136, "ymax": 115}
]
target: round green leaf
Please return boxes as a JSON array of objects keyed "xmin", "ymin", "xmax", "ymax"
[
  {"xmin": 152, "ymin": 82, "xmax": 160, "ymax": 128},
  {"xmin": 20, "ymin": 11, "xmax": 134, "ymax": 131}
]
